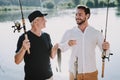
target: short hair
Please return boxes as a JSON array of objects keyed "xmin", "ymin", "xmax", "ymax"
[
  {"xmin": 31, "ymin": 17, "xmax": 39, "ymax": 26},
  {"xmin": 77, "ymin": 5, "xmax": 90, "ymax": 15}
]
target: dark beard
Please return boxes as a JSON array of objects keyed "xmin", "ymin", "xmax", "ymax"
[
  {"xmin": 76, "ymin": 18, "xmax": 86, "ymax": 25},
  {"xmin": 77, "ymin": 20, "xmax": 85, "ymax": 25}
]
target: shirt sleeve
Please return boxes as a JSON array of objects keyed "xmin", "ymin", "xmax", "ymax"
[
  {"xmin": 59, "ymin": 30, "xmax": 71, "ymax": 52},
  {"xmin": 97, "ymin": 31, "xmax": 104, "ymax": 51},
  {"xmin": 15, "ymin": 35, "xmax": 24, "ymax": 53},
  {"xmin": 43, "ymin": 33, "xmax": 53, "ymax": 56},
  {"xmin": 47, "ymin": 34, "xmax": 53, "ymax": 51}
]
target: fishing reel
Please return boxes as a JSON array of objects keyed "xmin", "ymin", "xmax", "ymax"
[
  {"xmin": 102, "ymin": 51, "xmax": 113, "ymax": 61},
  {"xmin": 12, "ymin": 21, "xmax": 23, "ymax": 33}
]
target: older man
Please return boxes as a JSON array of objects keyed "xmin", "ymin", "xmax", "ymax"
[{"xmin": 15, "ymin": 10, "xmax": 58, "ymax": 80}]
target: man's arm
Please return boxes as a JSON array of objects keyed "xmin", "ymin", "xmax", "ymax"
[
  {"xmin": 50, "ymin": 43, "xmax": 59, "ymax": 59},
  {"xmin": 15, "ymin": 39, "xmax": 30, "ymax": 64}
]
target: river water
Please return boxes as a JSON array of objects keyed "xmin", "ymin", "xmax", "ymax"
[{"xmin": 0, "ymin": 8, "xmax": 120, "ymax": 80}]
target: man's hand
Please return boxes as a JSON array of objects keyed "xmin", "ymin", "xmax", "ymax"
[
  {"xmin": 51, "ymin": 43, "xmax": 59, "ymax": 59},
  {"xmin": 22, "ymin": 39, "xmax": 30, "ymax": 51},
  {"xmin": 102, "ymin": 41, "xmax": 109, "ymax": 50},
  {"xmin": 68, "ymin": 40, "xmax": 77, "ymax": 46}
]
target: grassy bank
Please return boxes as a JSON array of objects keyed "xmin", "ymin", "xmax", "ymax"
[{"xmin": 0, "ymin": 6, "xmax": 40, "ymax": 11}]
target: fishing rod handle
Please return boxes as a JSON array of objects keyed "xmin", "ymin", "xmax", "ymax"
[
  {"xmin": 25, "ymin": 34, "xmax": 30, "ymax": 54},
  {"xmin": 74, "ymin": 57, "xmax": 78, "ymax": 80},
  {"xmin": 101, "ymin": 59, "xmax": 105, "ymax": 78},
  {"xmin": 101, "ymin": 50, "xmax": 106, "ymax": 78}
]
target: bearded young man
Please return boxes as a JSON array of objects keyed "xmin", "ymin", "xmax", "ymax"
[{"xmin": 58, "ymin": 5, "xmax": 110, "ymax": 80}]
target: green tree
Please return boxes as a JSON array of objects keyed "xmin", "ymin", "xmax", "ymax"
[
  {"xmin": 48, "ymin": 2, "xmax": 54, "ymax": 9},
  {"xmin": 72, "ymin": 0, "xmax": 80, "ymax": 6},
  {"xmin": 94, "ymin": 0, "xmax": 98, "ymax": 8},
  {"xmin": 44, "ymin": 1, "xmax": 54, "ymax": 9},
  {"xmin": 117, "ymin": 0, "xmax": 120, "ymax": 6},
  {"xmin": 86, "ymin": 0, "xmax": 94, "ymax": 8},
  {"xmin": 99, "ymin": 1, "xmax": 107, "ymax": 7}
]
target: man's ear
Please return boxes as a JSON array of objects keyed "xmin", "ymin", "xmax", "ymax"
[{"xmin": 86, "ymin": 14, "xmax": 90, "ymax": 19}]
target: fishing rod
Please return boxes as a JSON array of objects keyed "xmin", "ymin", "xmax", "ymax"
[
  {"xmin": 74, "ymin": 56, "xmax": 78, "ymax": 80},
  {"xmin": 12, "ymin": 0, "xmax": 30, "ymax": 54},
  {"xmin": 19, "ymin": 0, "xmax": 30, "ymax": 54},
  {"xmin": 101, "ymin": 0, "xmax": 113, "ymax": 78}
]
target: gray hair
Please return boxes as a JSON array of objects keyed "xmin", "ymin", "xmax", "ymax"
[{"xmin": 30, "ymin": 17, "xmax": 39, "ymax": 25}]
